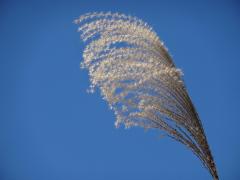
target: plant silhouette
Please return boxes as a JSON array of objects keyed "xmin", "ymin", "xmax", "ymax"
[{"xmin": 74, "ymin": 12, "xmax": 218, "ymax": 179}]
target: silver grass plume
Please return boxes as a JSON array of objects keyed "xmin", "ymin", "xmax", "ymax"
[{"xmin": 74, "ymin": 12, "xmax": 218, "ymax": 179}]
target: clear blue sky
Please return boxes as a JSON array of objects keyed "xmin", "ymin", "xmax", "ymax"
[{"xmin": 1, "ymin": 0, "xmax": 239, "ymax": 179}]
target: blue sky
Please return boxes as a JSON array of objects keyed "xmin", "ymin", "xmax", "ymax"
[{"xmin": 1, "ymin": 0, "xmax": 240, "ymax": 179}]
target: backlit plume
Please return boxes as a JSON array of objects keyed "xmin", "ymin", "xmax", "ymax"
[{"xmin": 74, "ymin": 12, "xmax": 218, "ymax": 179}]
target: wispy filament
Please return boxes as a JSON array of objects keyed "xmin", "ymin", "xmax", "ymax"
[{"xmin": 75, "ymin": 12, "xmax": 218, "ymax": 179}]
